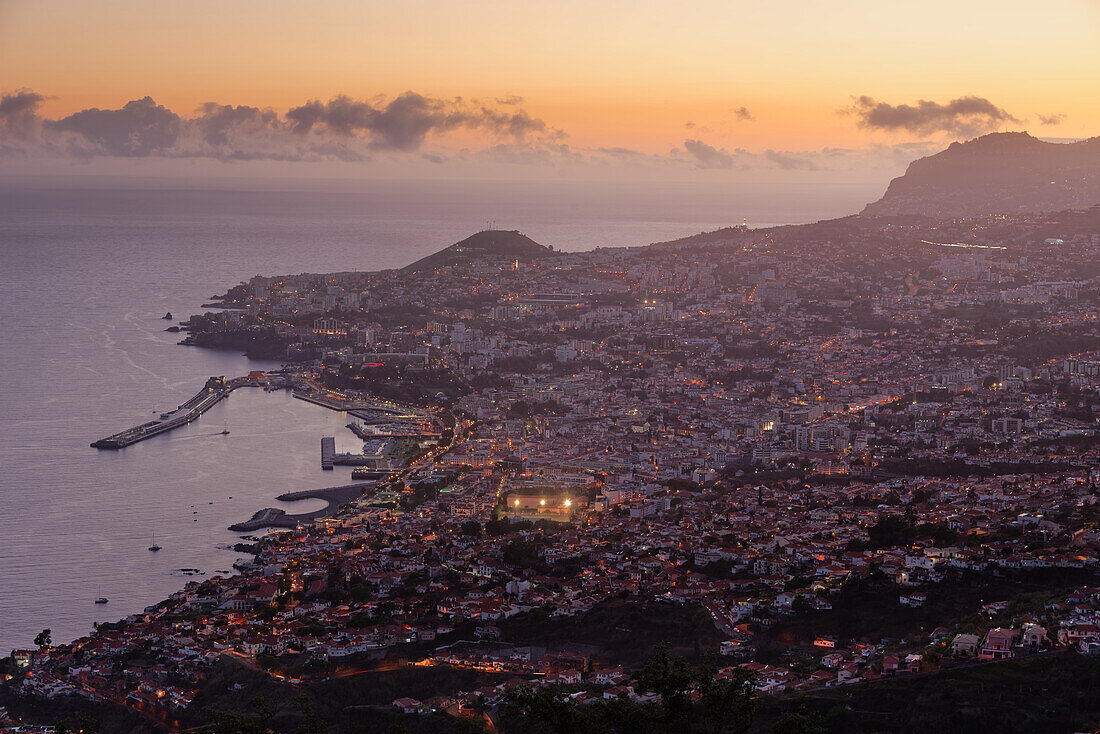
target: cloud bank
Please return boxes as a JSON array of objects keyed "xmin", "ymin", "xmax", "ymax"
[
  {"xmin": 670, "ymin": 138, "xmax": 938, "ymax": 173},
  {"xmin": 0, "ymin": 90, "xmax": 560, "ymax": 162},
  {"xmin": 0, "ymin": 89, "xmax": 965, "ymax": 177},
  {"xmin": 682, "ymin": 139, "xmax": 738, "ymax": 169},
  {"xmin": 848, "ymin": 95, "xmax": 1019, "ymax": 136}
]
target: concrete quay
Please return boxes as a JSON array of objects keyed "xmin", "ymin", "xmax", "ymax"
[{"xmin": 91, "ymin": 377, "xmax": 230, "ymax": 449}]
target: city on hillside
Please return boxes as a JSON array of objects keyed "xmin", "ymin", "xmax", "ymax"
[{"xmin": 5, "ymin": 212, "xmax": 1100, "ymax": 732}]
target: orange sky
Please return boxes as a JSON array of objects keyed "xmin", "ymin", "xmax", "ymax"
[{"xmin": 1, "ymin": 0, "xmax": 1097, "ymax": 177}]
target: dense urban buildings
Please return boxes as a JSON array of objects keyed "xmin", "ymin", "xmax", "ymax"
[{"xmin": 4, "ymin": 211, "xmax": 1100, "ymax": 732}]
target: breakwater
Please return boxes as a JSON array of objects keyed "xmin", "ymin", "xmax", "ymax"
[
  {"xmin": 228, "ymin": 482, "xmax": 373, "ymax": 531},
  {"xmin": 90, "ymin": 377, "xmax": 230, "ymax": 449}
]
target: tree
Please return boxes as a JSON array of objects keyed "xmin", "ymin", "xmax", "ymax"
[
  {"xmin": 292, "ymin": 693, "xmax": 326, "ymax": 734},
  {"xmin": 792, "ymin": 594, "xmax": 815, "ymax": 614},
  {"xmin": 503, "ymin": 648, "xmax": 755, "ymax": 733},
  {"xmin": 771, "ymin": 705, "xmax": 826, "ymax": 734},
  {"xmin": 866, "ymin": 515, "xmax": 913, "ymax": 548},
  {"xmin": 634, "ymin": 644, "xmax": 694, "ymax": 724},
  {"xmin": 206, "ymin": 695, "xmax": 275, "ymax": 734},
  {"xmin": 452, "ymin": 718, "xmax": 490, "ymax": 734},
  {"xmin": 695, "ymin": 657, "xmax": 755, "ymax": 734},
  {"xmin": 503, "ymin": 684, "xmax": 587, "ymax": 733},
  {"xmin": 34, "ymin": 628, "xmax": 52, "ymax": 649},
  {"xmin": 54, "ymin": 715, "xmax": 99, "ymax": 734}
]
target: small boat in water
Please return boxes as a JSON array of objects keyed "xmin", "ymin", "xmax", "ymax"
[
  {"xmin": 95, "ymin": 585, "xmax": 108, "ymax": 604},
  {"xmin": 148, "ymin": 532, "xmax": 162, "ymax": 552}
]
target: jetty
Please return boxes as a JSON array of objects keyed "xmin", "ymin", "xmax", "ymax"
[
  {"xmin": 292, "ymin": 386, "xmax": 430, "ymax": 422},
  {"xmin": 351, "ymin": 467, "xmax": 397, "ymax": 480},
  {"xmin": 321, "ymin": 435, "xmax": 397, "ymax": 469},
  {"xmin": 347, "ymin": 421, "xmax": 441, "ymax": 440},
  {"xmin": 91, "ymin": 377, "xmax": 230, "ymax": 449}
]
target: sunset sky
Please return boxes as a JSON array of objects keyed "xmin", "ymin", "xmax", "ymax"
[{"xmin": 1, "ymin": 0, "xmax": 1097, "ymax": 181}]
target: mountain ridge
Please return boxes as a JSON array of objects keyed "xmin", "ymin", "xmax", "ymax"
[{"xmin": 862, "ymin": 131, "xmax": 1100, "ymax": 218}]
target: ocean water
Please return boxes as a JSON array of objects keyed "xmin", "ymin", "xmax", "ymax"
[{"xmin": 0, "ymin": 177, "xmax": 880, "ymax": 654}]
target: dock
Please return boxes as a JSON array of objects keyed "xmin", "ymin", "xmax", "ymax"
[
  {"xmin": 347, "ymin": 421, "xmax": 442, "ymax": 439},
  {"xmin": 322, "ymin": 435, "xmax": 395, "ymax": 468},
  {"xmin": 351, "ymin": 467, "xmax": 397, "ymax": 480},
  {"xmin": 91, "ymin": 377, "xmax": 230, "ymax": 449},
  {"xmin": 293, "ymin": 387, "xmax": 430, "ymax": 421}
]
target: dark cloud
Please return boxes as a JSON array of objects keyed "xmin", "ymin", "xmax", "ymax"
[
  {"xmin": 45, "ymin": 96, "xmax": 182, "ymax": 157},
  {"xmin": 476, "ymin": 106, "xmax": 550, "ymax": 140},
  {"xmin": 0, "ymin": 89, "xmax": 46, "ymax": 141},
  {"xmin": 495, "ymin": 95, "xmax": 524, "ymax": 106},
  {"xmin": 597, "ymin": 146, "xmax": 647, "ymax": 159},
  {"xmin": 733, "ymin": 106, "xmax": 754, "ymax": 122},
  {"xmin": 763, "ymin": 149, "xmax": 816, "ymax": 170},
  {"xmin": 2, "ymin": 89, "xmax": 557, "ymax": 162},
  {"xmin": 1038, "ymin": 113, "xmax": 1066, "ymax": 126},
  {"xmin": 364, "ymin": 93, "xmax": 457, "ymax": 150},
  {"xmin": 192, "ymin": 103, "xmax": 287, "ymax": 159},
  {"xmin": 286, "ymin": 95, "xmax": 377, "ymax": 136},
  {"xmin": 682, "ymin": 139, "xmax": 735, "ymax": 169},
  {"xmin": 285, "ymin": 92, "xmax": 549, "ymax": 151},
  {"xmin": 849, "ymin": 95, "xmax": 1019, "ymax": 136},
  {"xmin": 185, "ymin": 102, "xmax": 366, "ymax": 162},
  {"xmin": 474, "ymin": 141, "xmax": 577, "ymax": 165}
]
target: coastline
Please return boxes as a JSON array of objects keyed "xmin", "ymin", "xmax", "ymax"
[{"xmin": 0, "ymin": 182, "xmax": 874, "ymax": 660}]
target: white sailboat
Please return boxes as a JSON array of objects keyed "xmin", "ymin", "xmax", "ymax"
[{"xmin": 148, "ymin": 531, "xmax": 162, "ymax": 552}]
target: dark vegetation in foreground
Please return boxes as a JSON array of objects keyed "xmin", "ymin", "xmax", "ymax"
[
  {"xmin": 501, "ymin": 649, "xmax": 1100, "ymax": 734},
  {"xmin": 752, "ymin": 651, "xmax": 1100, "ymax": 734},
  {"xmin": 8, "ymin": 596, "xmax": 1100, "ymax": 733}
]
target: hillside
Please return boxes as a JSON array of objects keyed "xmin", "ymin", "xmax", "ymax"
[
  {"xmin": 403, "ymin": 229, "xmax": 556, "ymax": 272},
  {"xmin": 862, "ymin": 132, "xmax": 1100, "ymax": 218}
]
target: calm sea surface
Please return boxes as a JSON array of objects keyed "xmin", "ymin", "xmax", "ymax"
[{"xmin": 0, "ymin": 178, "xmax": 880, "ymax": 653}]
